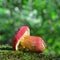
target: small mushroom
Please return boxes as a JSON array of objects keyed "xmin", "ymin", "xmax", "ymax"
[
  {"xmin": 21, "ymin": 36, "xmax": 46, "ymax": 52},
  {"xmin": 11, "ymin": 26, "xmax": 30, "ymax": 50}
]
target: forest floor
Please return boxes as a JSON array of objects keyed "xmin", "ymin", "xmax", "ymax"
[{"xmin": 0, "ymin": 44, "xmax": 60, "ymax": 60}]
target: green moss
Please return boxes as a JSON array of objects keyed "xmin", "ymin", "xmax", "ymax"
[{"xmin": 0, "ymin": 45, "xmax": 60, "ymax": 60}]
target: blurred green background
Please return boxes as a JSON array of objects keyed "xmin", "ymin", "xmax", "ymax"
[{"xmin": 0, "ymin": 0, "xmax": 60, "ymax": 55}]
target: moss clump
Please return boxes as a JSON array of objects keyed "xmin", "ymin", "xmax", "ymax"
[{"xmin": 0, "ymin": 45, "xmax": 60, "ymax": 60}]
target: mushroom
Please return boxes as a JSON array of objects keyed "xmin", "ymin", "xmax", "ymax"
[
  {"xmin": 21, "ymin": 36, "xmax": 46, "ymax": 52},
  {"xmin": 12, "ymin": 26, "xmax": 30, "ymax": 50}
]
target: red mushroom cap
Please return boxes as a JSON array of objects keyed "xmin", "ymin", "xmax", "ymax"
[{"xmin": 12, "ymin": 26, "xmax": 30, "ymax": 50}]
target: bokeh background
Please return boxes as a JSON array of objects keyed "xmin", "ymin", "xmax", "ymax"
[{"xmin": 0, "ymin": 0, "xmax": 60, "ymax": 55}]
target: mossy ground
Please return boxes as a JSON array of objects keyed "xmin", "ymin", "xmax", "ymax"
[{"xmin": 0, "ymin": 44, "xmax": 60, "ymax": 60}]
